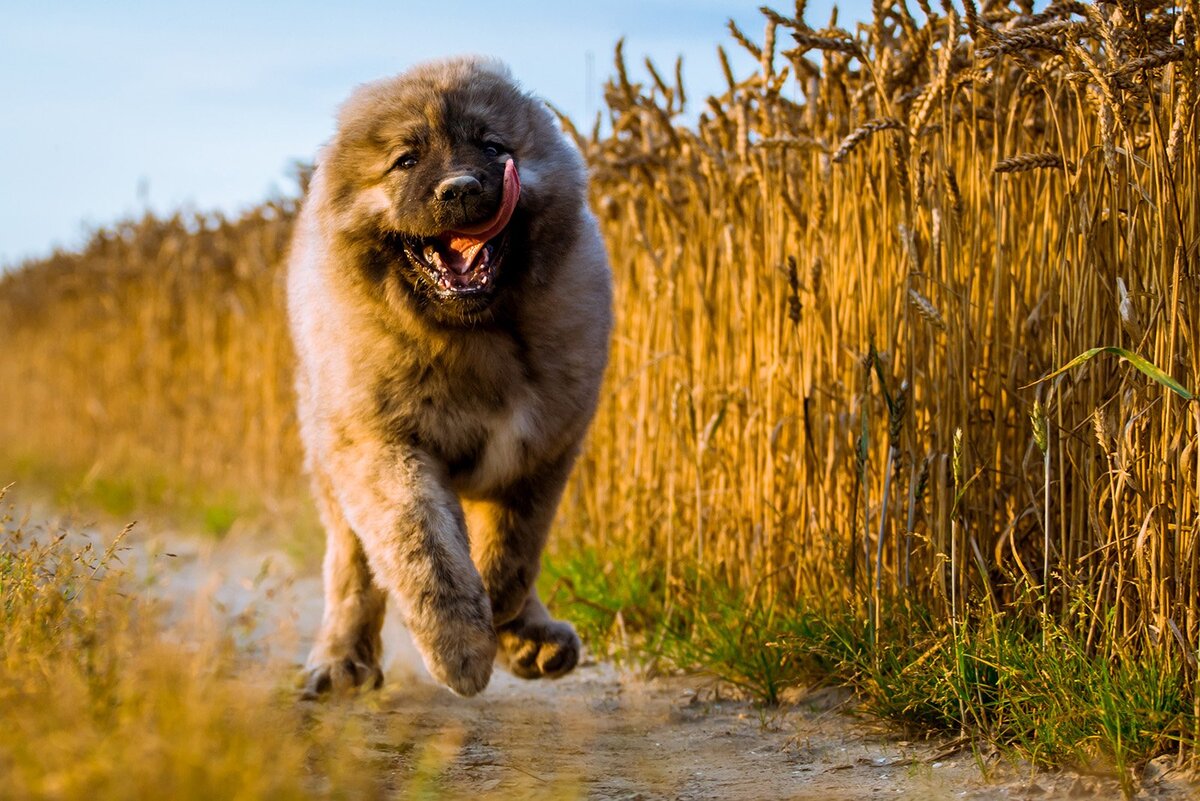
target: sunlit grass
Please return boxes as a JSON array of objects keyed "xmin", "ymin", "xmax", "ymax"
[
  {"xmin": 0, "ymin": 488, "xmax": 528, "ymax": 800},
  {"xmin": 0, "ymin": 493, "xmax": 373, "ymax": 799}
]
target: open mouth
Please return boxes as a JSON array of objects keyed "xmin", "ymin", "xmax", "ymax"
[
  {"xmin": 406, "ymin": 159, "xmax": 520, "ymax": 299},
  {"xmin": 409, "ymin": 235, "xmax": 506, "ymax": 295}
]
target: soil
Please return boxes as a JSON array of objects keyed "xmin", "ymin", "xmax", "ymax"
[{"xmin": 47, "ymin": 512, "xmax": 1200, "ymax": 801}]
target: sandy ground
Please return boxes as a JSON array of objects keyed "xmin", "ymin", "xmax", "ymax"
[{"xmin": 48, "ymin": 514, "xmax": 1200, "ymax": 801}]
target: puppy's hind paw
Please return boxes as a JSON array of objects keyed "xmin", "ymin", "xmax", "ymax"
[
  {"xmin": 498, "ymin": 618, "xmax": 581, "ymax": 680},
  {"xmin": 299, "ymin": 657, "xmax": 383, "ymax": 701}
]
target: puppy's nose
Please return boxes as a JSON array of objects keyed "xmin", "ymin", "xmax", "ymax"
[{"xmin": 435, "ymin": 175, "xmax": 482, "ymax": 202}]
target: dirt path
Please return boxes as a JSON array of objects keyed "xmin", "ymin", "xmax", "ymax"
[{"xmin": 98, "ymin": 523, "xmax": 1199, "ymax": 800}]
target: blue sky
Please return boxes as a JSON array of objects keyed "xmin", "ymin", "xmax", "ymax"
[{"xmin": 0, "ymin": 1, "xmax": 868, "ymax": 268}]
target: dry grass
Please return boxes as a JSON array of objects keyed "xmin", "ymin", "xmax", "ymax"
[
  {"xmin": 0, "ymin": 490, "xmax": 377, "ymax": 800},
  {"xmin": 0, "ymin": 488, "xmax": 589, "ymax": 800},
  {"xmin": 1, "ymin": 0, "xmax": 1198, "ymax": 770}
]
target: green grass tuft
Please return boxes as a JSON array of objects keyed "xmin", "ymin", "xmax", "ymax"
[{"xmin": 546, "ymin": 545, "xmax": 1195, "ymax": 791}]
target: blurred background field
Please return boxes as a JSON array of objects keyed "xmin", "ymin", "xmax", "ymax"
[{"xmin": 2, "ymin": 0, "xmax": 1199, "ymax": 791}]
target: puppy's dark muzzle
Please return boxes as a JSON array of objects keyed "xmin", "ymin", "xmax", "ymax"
[{"xmin": 435, "ymin": 175, "xmax": 482, "ymax": 203}]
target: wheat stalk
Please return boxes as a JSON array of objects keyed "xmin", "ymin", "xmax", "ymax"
[
  {"xmin": 993, "ymin": 152, "xmax": 1073, "ymax": 173},
  {"xmin": 832, "ymin": 118, "xmax": 906, "ymax": 162}
]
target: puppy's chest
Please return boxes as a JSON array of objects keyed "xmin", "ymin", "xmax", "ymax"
[
  {"xmin": 444, "ymin": 397, "xmax": 537, "ymax": 494},
  {"xmin": 385, "ymin": 354, "xmax": 539, "ymax": 493}
]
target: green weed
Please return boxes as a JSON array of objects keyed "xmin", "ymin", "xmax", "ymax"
[{"xmin": 550, "ymin": 543, "xmax": 1195, "ymax": 789}]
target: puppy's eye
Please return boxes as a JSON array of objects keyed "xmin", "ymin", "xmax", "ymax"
[
  {"xmin": 481, "ymin": 142, "xmax": 505, "ymax": 158},
  {"xmin": 393, "ymin": 153, "xmax": 418, "ymax": 170}
]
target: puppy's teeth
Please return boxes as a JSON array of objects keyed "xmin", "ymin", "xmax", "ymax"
[
  {"xmin": 480, "ymin": 274, "xmax": 489, "ymax": 285},
  {"xmin": 424, "ymin": 245, "xmax": 438, "ymax": 264}
]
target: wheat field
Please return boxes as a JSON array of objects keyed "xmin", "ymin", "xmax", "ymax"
[{"xmin": 1, "ymin": 0, "xmax": 1197, "ymax": 768}]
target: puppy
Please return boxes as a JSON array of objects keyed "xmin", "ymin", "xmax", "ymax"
[{"xmin": 287, "ymin": 57, "xmax": 612, "ymax": 698}]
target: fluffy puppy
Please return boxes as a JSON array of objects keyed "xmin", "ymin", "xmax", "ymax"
[{"xmin": 287, "ymin": 57, "xmax": 612, "ymax": 698}]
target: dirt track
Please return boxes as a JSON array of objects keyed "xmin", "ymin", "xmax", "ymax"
[{"xmin": 103, "ymin": 524, "xmax": 1199, "ymax": 800}]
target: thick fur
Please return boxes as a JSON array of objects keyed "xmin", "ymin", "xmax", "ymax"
[{"xmin": 287, "ymin": 57, "xmax": 612, "ymax": 698}]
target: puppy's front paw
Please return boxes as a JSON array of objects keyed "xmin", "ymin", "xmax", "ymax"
[
  {"xmin": 300, "ymin": 655, "xmax": 383, "ymax": 700},
  {"xmin": 427, "ymin": 626, "xmax": 497, "ymax": 696},
  {"xmin": 497, "ymin": 618, "xmax": 581, "ymax": 680},
  {"xmin": 419, "ymin": 600, "xmax": 498, "ymax": 697}
]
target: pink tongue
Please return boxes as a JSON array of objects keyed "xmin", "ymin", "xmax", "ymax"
[{"xmin": 439, "ymin": 159, "xmax": 520, "ymax": 274}]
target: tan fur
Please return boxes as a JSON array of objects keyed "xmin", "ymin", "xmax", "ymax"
[{"xmin": 287, "ymin": 57, "xmax": 611, "ymax": 698}]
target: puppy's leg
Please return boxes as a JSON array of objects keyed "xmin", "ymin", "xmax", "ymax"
[
  {"xmin": 466, "ymin": 451, "xmax": 581, "ymax": 679},
  {"xmin": 331, "ymin": 443, "xmax": 496, "ymax": 697},
  {"xmin": 302, "ymin": 467, "xmax": 387, "ymax": 699}
]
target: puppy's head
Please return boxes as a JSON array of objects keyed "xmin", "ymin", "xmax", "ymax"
[{"xmin": 319, "ymin": 57, "xmax": 583, "ymax": 325}]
